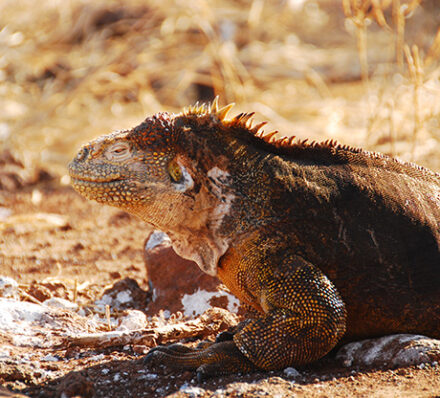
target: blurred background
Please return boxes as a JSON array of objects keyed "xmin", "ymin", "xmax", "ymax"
[{"xmin": 1, "ymin": 0, "xmax": 440, "ymax": 183}]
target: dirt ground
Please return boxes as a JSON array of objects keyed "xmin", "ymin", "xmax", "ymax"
[{"xmin": 0, "ymin": 178, "xmax": 439, "ymax": 397}]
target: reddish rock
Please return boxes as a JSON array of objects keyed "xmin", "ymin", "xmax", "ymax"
[
  {"xmin": 98, "ymin": 277, "xmax": 151, "ymax": 311},
  {"xmin": 143, "ymin": 232, "xmax": 242, "ymax": 318},
  {"xmin": 26, "ymin": 282, "xmax": 53, "ymax": 302}
]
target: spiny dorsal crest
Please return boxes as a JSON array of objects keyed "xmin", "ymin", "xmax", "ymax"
[
  {"xmin": 179, "ymin": 98, "xmax": 440, "ymax": 180},
  {"xmin": 181, "ymin": 96, "xmax": 235, "ymax": 123},
  {"xmin": 181, "ymin": 97, "xmax": 280, "ymax": 144},
  {"xmin": 180, "ymin": 97, "xmax": 338, "ymax": 150}
]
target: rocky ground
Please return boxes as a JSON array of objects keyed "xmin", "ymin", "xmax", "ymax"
[{"xmin": 0, "ymin": 163, "xmax": 439, "ymax": 397}]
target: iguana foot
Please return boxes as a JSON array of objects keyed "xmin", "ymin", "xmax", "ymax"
[
  {"xmin": 144, "ymin": 341, "xmax": 256, "ymax": 381},
  {"xmin": 337, "ymin": 334, "xmax": 440, "ymax": 368}
]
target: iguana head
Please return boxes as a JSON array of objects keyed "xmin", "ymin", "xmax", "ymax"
[
  {"xmin": 69, "ymin": 112, "xmax": 186, "ymax": 226},
  {"xmin": 69, "ymin": 99, "xmax": 245, "ymax": 275},
  {"xmin": 68, "ymin": 99, "xmax": 241, "ymax": 229}
]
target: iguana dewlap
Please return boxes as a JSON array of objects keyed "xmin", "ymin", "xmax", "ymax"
[{"xmin": 69, "ymin": 99, "xmax": 440, "ymax": 379}]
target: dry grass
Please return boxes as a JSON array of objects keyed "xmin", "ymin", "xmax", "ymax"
[{"xmin": 1, "ymin": 0, "xmax": 440, "ymax": 176}]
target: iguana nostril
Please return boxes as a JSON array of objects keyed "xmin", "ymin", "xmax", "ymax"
[{"xmin": 76, "ymin": 146, "xmax": 89, "ymax": 162}]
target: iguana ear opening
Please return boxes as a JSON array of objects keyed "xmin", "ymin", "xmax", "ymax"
[
  {"xmin": 168, "ymin": 159, "xmax": 183, "ymax": 183},
  {"xmin": 167, "ymin": 158, "xmax": 195, "ymax": 192}
]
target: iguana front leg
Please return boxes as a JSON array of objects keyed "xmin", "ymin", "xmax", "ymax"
[
  {"xmin": 232, "ymin": 254, "xmax": 347, "ymax": 369},
  {"xmin": 145, "ymin": 248, "xmax": 346, "ymax": 379}
]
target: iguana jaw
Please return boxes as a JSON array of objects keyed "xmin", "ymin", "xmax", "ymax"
[
  {"xmin": 69, "ymin": 175, "xmax": 132, "ymax": 204},
  {"xmin": 69, "ymin": 172, "xmax": 123, "ymax": 184},
  {"xmin": 68, "ymin": 155, "xmax": 138, "ymax": 204}
]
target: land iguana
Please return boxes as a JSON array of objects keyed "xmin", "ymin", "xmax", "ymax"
[{"xmin": 69, "ymin": 98, "xmax": 440, "ymax": 380}]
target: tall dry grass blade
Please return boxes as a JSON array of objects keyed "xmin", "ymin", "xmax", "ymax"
[
  {"xmin": 342, "ymin": 0, "xmax": 370, "ymax": 82},
  {"xmin": 393, "ymin": 0, "xmax": 405, "ymax": 70},
  {"xmin": 370, "ymin": 0, "xmax": 391, "ymax": 30},
  {"xmin": 402, "ymin": 0, "xmax": 422, "ymax": 17},
  {"xmin": 248, "ymin": 0, "xmax": 264, "ymax": 29},
  {"xmin": 386, "ymin": 99, "xmax": 396, "ymax": 155},
  {"xmin": 356, "ymin": 22, "xmax": 369, "ymax": 83},
  {"xmin": 403, "ymin": 44, "xmax": 423, "ymax": 158},
  {"xmin": 425, "ymin": 27, "xmax": 440, "ymax": 68},
  {"xmin": 304, "ymin": 69, "xmax": 330, "ymax": 98},
  {"xmin": 342, "ymin": 0, "xmax": 353, "ymax": 18}
]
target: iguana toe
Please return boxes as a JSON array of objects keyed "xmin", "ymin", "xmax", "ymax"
[
  {"xmin": 215, "ymin": 330, "xmax": 235, "ymax": 342},
  {"xmin": 144, "ymin": 341, "xmax": 256, "ymax": 376},
  {"xmin": 144, "ymin": 343, "xmax": 199, "ymax": 369}
]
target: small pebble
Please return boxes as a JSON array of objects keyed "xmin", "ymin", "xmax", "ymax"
[
  {"xmin": 133, "ymin": 345, "xmax": 148, "ymax": 354},
  {"xmin": 41, "ymin": 354, "xmax": 59, "ymax": 362},
  {"xmin": 143, "ymin": 373, "xmax": 158, "ymax": 381},
  {"xmin": 283, "ymin": 367, "xmax": 301, "ymax": 378},
  {"xmin": 43, "ymin": 297, "xmax": 78, "ymax": 311}
]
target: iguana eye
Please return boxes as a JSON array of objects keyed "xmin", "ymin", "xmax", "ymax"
[
  {"xmin": 105, "ymin": 142, "xmax": 131, "ymax": 161},
  {"xmin": 168, "ymin": 159, "xmax": 183, "ymax": 183}
]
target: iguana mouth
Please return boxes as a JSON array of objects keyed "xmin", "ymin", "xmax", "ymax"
[
  {"xmin": 70, "ymin": 175, "xmax": 123, "ymax": 184},
  {"xmin": 70, "ymin": 178, "xmax": 127, "ymax": 196},
  {"xmin": 70, "ymin": 176, "xmax": 130, "ymax": 203},
  {"xmin": 68, "ymin": 163, "xmax": 124, "ymax": 184}
]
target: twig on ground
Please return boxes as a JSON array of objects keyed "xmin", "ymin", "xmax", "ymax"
[{"xmin": 59, "ymin": 307, "xmax": 239, "ymax": 350}]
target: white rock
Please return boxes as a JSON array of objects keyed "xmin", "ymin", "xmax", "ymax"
[
  {"xmin": 143, "ymin": 373, "xmax": 158, "ymax": 381},
  {"xmin": 115, "ymin": 290, "xmax": 132, "ymax": 304},
  {"xmin": 0, "ymin": 276, "xmax": 19, "ymax": 299},
  {"xmin": 0, "ymin": 207, "xmax": 12, "ymax": 221},
  {"xmin": 95, "ymin": 294, "xmax": 112, "ymax": 306},
  {"xmin": 145, "ymin": 231, "xmax": 170, "ymax": 251},
  {"xmin": 0, "ymin": 298, "xmax": 47, "ymax": 331},
  {"xmin": 283, "ymin": 367, "xmax": 301, "ymax": 378},
  {"xmin": 117, "ymin": 310, "xmax": 147, "ymax": 331},
  {"xmin": 179, "ymin": 383, "xmax": 206, "ymax": 397},
  {"xmin": 181, "ymin": 288, "xmax": 240, "ymax": 317},
  {"xmin": 43, "ymin": 297, "xmax": 78, "ymax": 311},
  {"xmin": 337, "ymin": 334, "xmax": 440, "ymax": 368},
  {"xmin": 41, "ymin": 354, "xmax": 60, "ymax": 362}
]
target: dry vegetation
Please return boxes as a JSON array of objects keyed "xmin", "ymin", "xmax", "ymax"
[{"xmin": 1, "ymin": 0, "xmax": 440, "ymax": 177}]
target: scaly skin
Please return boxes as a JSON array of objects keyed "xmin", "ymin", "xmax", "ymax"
[{"xmin": 69, "ymin": 99, "xmax": 440, "ymax": 380}]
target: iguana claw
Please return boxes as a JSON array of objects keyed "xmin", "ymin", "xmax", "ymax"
[{"xmin": 143, "ymin": 341, "xmax": 256, "ymax": 378}]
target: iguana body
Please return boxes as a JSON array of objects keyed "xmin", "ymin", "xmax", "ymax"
[{"xmin": 69, "ymin": 99, "xmax": 440, "ymax": 379}]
